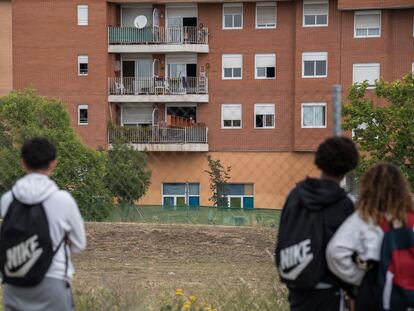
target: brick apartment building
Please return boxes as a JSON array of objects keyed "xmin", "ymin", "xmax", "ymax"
[{"xmin": 0, "ymin": 0, "xmax": 413, "ymax": 209}]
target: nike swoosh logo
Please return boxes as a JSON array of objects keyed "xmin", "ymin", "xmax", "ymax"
[
  {"xmin": 5, "ymin": 248, "xmax": 43, "ymax": 278},
  {"xmin": 279, "ymin": 254, "xmax": 314, "ymax": 280}
]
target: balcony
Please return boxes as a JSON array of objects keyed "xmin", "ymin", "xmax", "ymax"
[
  {"xmin": 108, "ymin": 26, "xmax": 209, "ymax": 54},
  {"xmin": 108, "ymin": 77, "xmax": 209, "ymax": 103},
  {"xmin": 108, "ymin": 126, "xmax": 209, "ymax": 152}
]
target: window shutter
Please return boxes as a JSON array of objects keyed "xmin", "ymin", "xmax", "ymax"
[
  {"xmin": 353, "ymin": 64, "xmax": 380, "ymax": 85},
  {"xmin": 223, "ymin": 55, "xmax": 242, "ymax": 68},
  {"xmin": 256, "ymin": 54, "xmax": 275, "ymax": 68},
  {"xmin": 256, "ymin": 4, "xmax": 276, "ymax": 25},
  {"xmin": 78, "ymin": 5, "xmax": 88, "ymax": 26},
  {"xmin": 303, "ymin": 3, "xmax": 328, "ymax": 15},
  {"xmin": 355, "ymin": 12, "xmax": 380, "ymax": 28},
  {"xmin": 255, "ymin": 104, "xmax": 275, "ymax": 115},
  {"xmin": 78, "ymin": 55, "xmax": 88, "ymax": 64},
  {"xmin": 302, "ymin": 52, "xmax": 327, "ymax": 61},
  {"xmin": 223, "ymin": 4, "xmax": 242, "ymax": 15},
  {"xmin": 222, "ymin": 105, "xmax": 241, "ymax": 121},
  {"xmin": 122, "ymin": 105, "xmax": 153, "ymax": 124}
]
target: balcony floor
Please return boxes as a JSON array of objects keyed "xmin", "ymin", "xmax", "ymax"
[
  {"xmin": 108, "ymin": 94, "xmax": 209, "ymax": 103},
  {"xmin": 110, "ymin": 143, "xmax": 209, "ymax": 152},
  {"xmin": 108, "ymin": 44, "xmax": 209, "ymax": 54}
]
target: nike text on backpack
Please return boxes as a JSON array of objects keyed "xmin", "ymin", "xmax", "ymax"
[
  {"xmin": 379, "ymin": 213, "xmax": 414, "ymax": 311},
  {"xmin": 0, "ymin": 194, "xmax": 67, "ymax": 287}
]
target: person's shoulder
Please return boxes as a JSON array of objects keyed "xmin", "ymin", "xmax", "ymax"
[
  {"xmin": 0, "ymin": 191, "xmax": 13, "ymax": 218},
  {"xmin": 48, "ymin": 190, "xmax": 77, "ymax": 206}
]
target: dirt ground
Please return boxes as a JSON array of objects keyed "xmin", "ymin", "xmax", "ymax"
[{"xmin": 72, "ymin": 222, "xmax": 285, "ymax": 308}]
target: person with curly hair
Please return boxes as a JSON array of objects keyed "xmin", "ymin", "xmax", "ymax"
[
  {"xmin": 326, "ymin": 162, "xmax": 414, "ymax": 310},
  {"xmin": 275, "ymin": 136, "xmax": 359, "ymax": 311}
]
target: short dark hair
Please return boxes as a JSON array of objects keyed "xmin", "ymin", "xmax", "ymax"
[
  {"xmin": 315, "ymin": 136, "xmax": 359, "ymax": 177},
  {"xmin": 21, "ymin": 137, "xmax": 56, "ymax": 170}
]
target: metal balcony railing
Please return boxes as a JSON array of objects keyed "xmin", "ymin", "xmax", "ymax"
[
  {"xmin": 108, "ymin": 126, "xmax": 208, "ymax": 144},
  {"xmin": 108, "ymin": 26, "xmax": 209, "ymax": 45},
  {"xmin": 108, "ymin": 77, "xmax": 208, "ymax": 96}
]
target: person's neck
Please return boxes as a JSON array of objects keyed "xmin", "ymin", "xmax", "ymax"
[{"xmin": 320, "ymin": 172, "xmax": 343, "ymax": 184}]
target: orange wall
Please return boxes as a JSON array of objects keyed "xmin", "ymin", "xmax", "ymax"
[
  {"xmin": 139, "ymin": 151, "xmax": 319, "ymax": 209},
  {"xmin": 0, "ymin": 0, "xmax": 12, "ymax": 96}
]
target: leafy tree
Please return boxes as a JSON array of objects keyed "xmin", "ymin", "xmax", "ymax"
[
  {"xmin": 104, "ymin": 140, "xmax": 151, "ymax": 205},
  {"xmin": 0, "ymin": 89, "xmax": 112, "ymax": 220},
  {"xmin": 205, "ymin": 155, "xmax": 231, "ymax": 207},
  {"xmin": 342, "ymin": 74, "xmax": 414, "ymax": 189}
]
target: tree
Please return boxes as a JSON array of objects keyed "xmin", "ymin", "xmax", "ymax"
[
  {"xmin": 104, "ymin": 140, "xmax": 151, "ymax": 205},
  {"xmin": 205, "ymin": 155, "xmax": 231, "ymax": 207},
  {"xmin": 342, "ymin": 74, "xmax": 414, "ymax": 189},
  {"xmin": 0, "ymin": 89, "xmax": 112, "ymax": 220}
]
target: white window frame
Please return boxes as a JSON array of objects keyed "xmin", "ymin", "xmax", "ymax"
[
  {"xmin": 77, "ymin": 5, "xmax": 89, "ymax": 26},
  {"xmin": 162, "ymin": 183, "xmax": 201, "ymax": 207},
  {"xmin": 302, "ymin": 52, "xmax": 328, "ymax": 78},
  {"xmin": 301, "ymin": 103, "xmax": 327, "ymax": 128},
  {"xmin": 226, "ymin": 195, "xmax": 254, "ymax": 208},
  {"xmin": 354, "ymin": 10, "xmax": 381, "ymax": 38},
  {"xmin": 255, "ymin": 2, "xmax": 277, "ymax": 29},
  {"xmin": 221, "ymin": 104, "xmax": 242, "ymax": 129},
  {"xmin": 255, "ymin": 54, "xmax": 276, "ymax": 80},
  {"xmin": 223, "ymin": 3, "xmax": 243, "ymax": 30},
  {"xmin": 254, "ymin": 104, "xmax": 275, "ymax": 129},
  {"xmin": 352, "ymin": 63, "xmax": 380, "ymax": 89},
  {"xmin": 78, "ymin": 55, "xmax": 88, "ymax": 76},
  {"xmin": 302, "ymin": 0, "xmax": 329, "ymax": 28},
  {"xmin": 222, "ymin": 54, "xmax": 243, "ymax": 80},
  {"xmin": 78, "ymin": 105, "xmax": 89, "ymax": 125}
]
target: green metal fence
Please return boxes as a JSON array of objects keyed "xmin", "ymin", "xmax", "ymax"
[{"xmin": 107, "ymin": 205, "xmax": 280, "ymax": 227}]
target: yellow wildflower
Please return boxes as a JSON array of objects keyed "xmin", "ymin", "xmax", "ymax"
[
  {"xmin": 175, "ymin": 288, "xmax": 183, "ymax": 296},
  {"xmin": 183, "ymin": 301, "xmax": 191, "ymax": 310},
  {"xmin": 190, "ymin": 295, "xmax": 197, "ymax": 302}
]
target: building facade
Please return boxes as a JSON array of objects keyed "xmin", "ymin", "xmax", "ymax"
[{"xmin": 1, "ymin": 0, "xmax": 413, "ymax": 208}]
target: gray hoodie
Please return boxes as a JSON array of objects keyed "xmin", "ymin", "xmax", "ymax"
[
  {"xmin": 326, "ymin": 212, "xmax": 384, "ymax": 286},
  {"xmin": 0, "ymin": 173, "xmax": 86, "ymax": 282}
]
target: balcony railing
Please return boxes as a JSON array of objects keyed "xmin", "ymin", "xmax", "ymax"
[
  {"xmin": 108, "ymin": 26, "xmax": 208, "ymax": 45},
  {"xmin": 108, "ymin": 126, "xmax": 208, "ymax": 145},
  {"xmin": 108, "ymin": 77, "xmax": 208, "ymax": 96}
]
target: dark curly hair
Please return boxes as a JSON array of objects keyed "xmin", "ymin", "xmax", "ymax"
[
  {"xmin": 21, "ymin": 137, "xmax": 56, "ymax": 170},
  {"xmin": 314, "ymin": 136, "xmax": 359, "ymax": 177}
]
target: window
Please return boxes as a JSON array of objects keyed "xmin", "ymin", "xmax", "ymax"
[
  {"xmin": 303, "ymin": 0, "xmax": 328, "ymax": 27},
  {"xmin": 301, "ymin": 103, "xmax": 327, "ymax": 128},
  {"xmin": 78, "ymin": 105, "xmax": 88, "ymax": 125},
  {"xmin": 353, "ymin": 63, "xmax": 380, "ymax": 88},
  {"xmin": 223, "ymin": 184, "xmax": 254, "ymax": 209},
  {"xmin": 162, "ymin": 183, "xmax": 200, "ymax": 207},
  {"xmin": 256, "ymin": 2, "xmax": 276, "ymax": 29},
  {"xmin": 354, "ymin": 11, "xmax": 381, "ymax": 38},
  {"xmin": 302, "ymin": 52, "xmax": 327, "ymax": 78},
  {"xmin": 78, "ymin": 55, "xmax": 88, "ymax": 76},
  {"xmin": 222, "ymin": 104, "xmax": 242, "ymax": 128},
  {"xmin": 223, "ymin": 4, "xmax": 243, "ymax": 29},
  {"xmin": 255, "ymin": 54, "xmax": 276, "ymax": 79},
  {"xmin": 222, "ymin": 54, "xmax": 242, "ymax": 79},
  {"xmin": 77, "ymin": 5, "xmax": 88, "ymax": 26},
  {"xmin": 255, "ymin": 104, "xmax": 275, "ymax": 128}
]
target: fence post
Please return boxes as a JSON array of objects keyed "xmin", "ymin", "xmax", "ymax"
[{"xmin": 332, "ymin": 84, "xmax": 342, "ymax": 137}]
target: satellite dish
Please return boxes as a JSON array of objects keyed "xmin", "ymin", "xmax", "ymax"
[{"xmin": 134, "ymin": 15, "xmax": 148, "ymax": 29}]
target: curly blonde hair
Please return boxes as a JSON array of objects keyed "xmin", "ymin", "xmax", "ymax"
[{"xmin": 357, "ymin": 162, "xmax": 414, "ymax": 225}]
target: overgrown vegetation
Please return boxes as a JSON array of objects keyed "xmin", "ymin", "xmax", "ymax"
[
  {"xmin": 204, "ymin": 155, "xmax": 231, "ymax": 207},
  {"xmin": 105, "ymin": 140, "xmax": 151, "ymax": 205},
  {"xmin": 0, "ymin": 89, "xmax": 151, "ymax": 220},
  {"xmin": 343, "ymin": 74, "xmax": 414, "ymax": 189}
]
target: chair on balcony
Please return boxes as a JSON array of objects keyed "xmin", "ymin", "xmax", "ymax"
[{"xmin": 115, "ymin": 81, "xmax": 126, "ymax": 95}]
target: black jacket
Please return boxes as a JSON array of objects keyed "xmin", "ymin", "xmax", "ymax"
[{"xmin": 276, "ymin": 177, "xmax": 354, "ymax": 289}]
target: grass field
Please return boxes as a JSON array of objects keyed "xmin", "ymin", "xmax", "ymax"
[{"xmin": 72, "ymin": 222, "xmax": 288, "ymax": 311}]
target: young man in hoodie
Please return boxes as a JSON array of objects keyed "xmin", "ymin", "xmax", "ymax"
[
  {"xmin": 275, "ymin": 136, "xmax": 359, "ymax": 311},
  {"xmin": 0, "ymin": 137, "xmax": 86, "ymax": 311}
]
